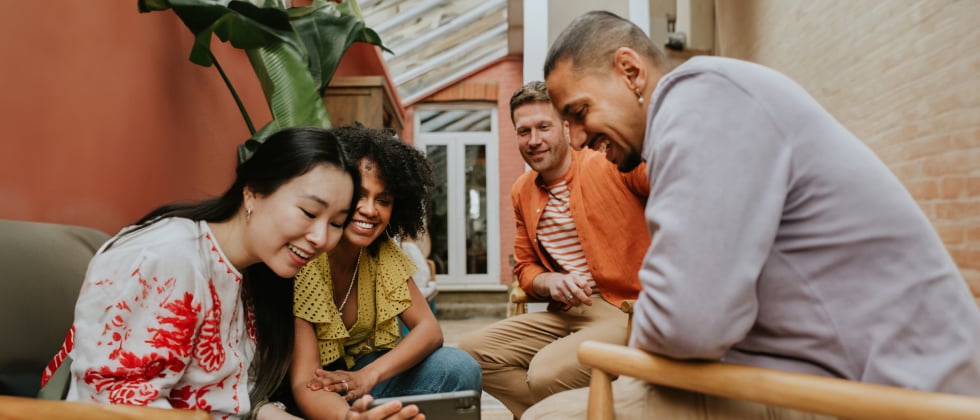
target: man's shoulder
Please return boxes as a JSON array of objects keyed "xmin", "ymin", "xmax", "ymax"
[
  {"xmin": 511, "ymin": 169, "xmax": 540, "ymax": 196},
  {"xmin": 576, "ymin": 148, "xmax": 642, "ymax": 178},
  {"xmin": 576, "ymin": 148, "xmax": 614, "ymax": 168}
]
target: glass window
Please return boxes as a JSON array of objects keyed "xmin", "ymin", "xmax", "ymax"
[
  {"xmin": 419, "ymin": 109, "xmax": 492, "ymax": 133},
  {"xmin": 465, "ymin": 145, "xmax": 487, "ymax": 274},
  {"xmin": 426, "ymin": 144, "xmax": 449, "ymax": 275}
]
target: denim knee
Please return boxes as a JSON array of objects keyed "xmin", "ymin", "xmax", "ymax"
[
  {"xmin": 372, "ymin": 347, "xmax": 483, "ymax": 398},
  {"xmin": 424, "ymin": 347, "xmax": 483, "ymax": 392}
]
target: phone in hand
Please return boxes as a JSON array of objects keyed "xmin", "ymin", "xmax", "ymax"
[{"xmin": 367, "ymin": 390, "xmax": 481, "ymax": 419}]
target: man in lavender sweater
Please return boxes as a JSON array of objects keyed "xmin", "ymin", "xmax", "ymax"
[{"xmin": 525, "ymin": 10, "xmax": 980, "ymax": 419}]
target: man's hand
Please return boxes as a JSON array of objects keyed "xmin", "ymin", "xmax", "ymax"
[{"xmin": 534, "ymin": 272, "xmax": 593, "ymax": 308}]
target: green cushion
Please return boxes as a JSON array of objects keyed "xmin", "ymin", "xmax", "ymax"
[{"xmin": 0, "ymin": 220, "xmax": 108, "ymax": 398}]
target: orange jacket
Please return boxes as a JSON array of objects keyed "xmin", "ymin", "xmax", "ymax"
[{"xmin": 511, "ymin": 148, "xmax": 650, "ymax": 307}]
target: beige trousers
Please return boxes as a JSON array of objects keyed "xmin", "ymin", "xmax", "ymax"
[
  {"xmin": 457, "ymin": 297, "xmax": 628, "ymax": 418},
  {"xmin": 523, "ymin": 377, "xmax": 838, "ymax": 419}
]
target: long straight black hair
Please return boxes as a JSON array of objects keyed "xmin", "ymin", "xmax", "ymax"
[{"xmin": 128, "ymin": 126, "xmax": 361, "ymax": 407}]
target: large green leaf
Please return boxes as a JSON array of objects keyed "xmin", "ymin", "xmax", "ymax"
[
  {"xmin": 237, "ymin": 40, "xmax": 335, "ymax": 162},
  {"xmin": 139, "ymin": 0, "xmax": 387, "ymax": 163},
  {"xmin": 238, "ymin": 120, "xmax": 284, "ymax": 163},
  {"xmin": 248, "ymin": 42, "xmax": 330, "ymax": 126},
  {"xmin": 330, "ymin": 0, "xmax": 391, "ymax": 49},
  {"xmin": 289, "ymin": 0, "xmax": 390, "ymax": 92}
]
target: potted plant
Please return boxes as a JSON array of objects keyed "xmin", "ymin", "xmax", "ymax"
[{"xmin": 137, "ymin": 0, "xmax": 388, "ymax": 161}]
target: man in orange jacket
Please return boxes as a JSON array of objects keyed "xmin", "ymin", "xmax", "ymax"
[{"xmin": 458, "ymin": 81, "xmax": 650, "ymax": 418}]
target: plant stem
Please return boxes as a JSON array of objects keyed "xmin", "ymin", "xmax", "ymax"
[{"xmin": 210, "ymin": 51, "xmax": 256, "ymax": 135}]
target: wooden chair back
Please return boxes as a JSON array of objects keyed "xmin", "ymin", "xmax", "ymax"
[
  {"xmin": 580, "ymin": 299, "xmax": 980, "ymax": 419},
  {"xmin": 0, "ymin": 395, "xmax": 210, "ymax": 420}
]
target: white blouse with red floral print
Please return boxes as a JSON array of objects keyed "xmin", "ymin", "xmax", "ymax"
[{"xmin": 43, "ymin": 218, "xmax": 256, "ymax": 418}]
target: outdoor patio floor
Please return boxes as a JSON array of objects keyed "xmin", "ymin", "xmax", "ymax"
[{"xmin": 440, "ymin": 317, "xmax": 512, "ymax": 420}]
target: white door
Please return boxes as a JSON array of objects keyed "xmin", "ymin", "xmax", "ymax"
[{"xmin": 414, "ymin": 104, "xmax": 500, "ymax": 289}]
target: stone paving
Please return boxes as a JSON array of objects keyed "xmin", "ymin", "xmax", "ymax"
[{"xmin": 439, "ymin": 317, "xmax": 513, "ymax": 420}]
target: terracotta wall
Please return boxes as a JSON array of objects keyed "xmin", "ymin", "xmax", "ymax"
[
  {"xmin": 714, "ymin": 0, "xmax": 980, "ymax": 295},
  {"xmin": 0, "ymin": 2, "xmax": 269, "ymax": 235},
  {"xmin": 0, "ymin": 3, "xmax": 390, "ymax": 237}
]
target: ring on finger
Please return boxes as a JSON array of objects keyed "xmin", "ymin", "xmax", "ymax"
[
  {"xmin": 340, "ymin": 380, "xmax": 349, "ymax": 393},
  {"xmin": 566, "ymin": 294, "xmax": 573, "ymax": 300}
]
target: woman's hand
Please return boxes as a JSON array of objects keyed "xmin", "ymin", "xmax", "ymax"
[
  {"xmin": 347, "ymin": 395, "xmax": 424, "ymax": 420},
  {"xmin": 307, "ymin": 368, "xmax": 381, "ymax": 403}
]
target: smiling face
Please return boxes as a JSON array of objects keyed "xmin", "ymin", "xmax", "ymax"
[
  {"xmin": 245, "ymin": 164, "xmax": 354, "ymax": 278},
  {"xmin": 514, "ymin": 101, "xmax": 572, "ymax": 182},
  {"xmin": 546, "ymin": 57, "xmax": 649, "ymax": 172},
  {"xmin": 344, "ymin": 159, "xmax": 394, "ymax": 248}
]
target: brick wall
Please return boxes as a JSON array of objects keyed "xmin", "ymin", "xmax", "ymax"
[{"xmin": 715, "ymin": 0, "xmax": 980, "ymax": 298}]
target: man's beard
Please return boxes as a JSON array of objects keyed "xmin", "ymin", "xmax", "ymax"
[{"xmin": 617, "ymin": 150, "xmax": 643, "ymax": 172}]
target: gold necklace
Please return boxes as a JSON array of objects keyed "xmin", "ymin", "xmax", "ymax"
[{"xmin": 337, "ymin": 250, "xmax": 361, "ymax": 312}]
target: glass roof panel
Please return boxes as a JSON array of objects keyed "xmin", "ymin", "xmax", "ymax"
[{"xmin": 360, "ymin": 0, "xmax": 509, "ymax": 104}]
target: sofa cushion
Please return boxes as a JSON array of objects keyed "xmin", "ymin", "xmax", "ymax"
[{"xmin": 0, "ymin": 220, "xmax": 108, "ymax": 397}]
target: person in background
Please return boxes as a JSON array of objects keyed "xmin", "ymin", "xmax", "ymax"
[
  {"xmin": 398, "ymin": 232, "xmax": 437, "ymax": 336},
  {"xmin": 526, "ymin": 10, "xmax": 980, "ymax": 418},
  {"xmin": 286, "ymin": 125, "xmax": 482, "ymax": 420},
  {"xmin": 40, "ymin": 126, "xmax": 411, "ymax": 419},
  {"xmin": 458, "ymin": 81, "xmax": 649, "ymax": 418},
  {"xmin": 399, "ymin": 232, "xmax": 437, "ymax": 305}
]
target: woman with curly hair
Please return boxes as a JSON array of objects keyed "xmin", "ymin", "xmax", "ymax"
[{"xmin": 284, "ymin": 125, "xmax": 481, "ymax": 419}]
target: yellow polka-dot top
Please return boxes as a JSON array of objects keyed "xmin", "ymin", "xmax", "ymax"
[{"xmin": 293, "ymin": 238, "xmax": 415, "ymax": 368}]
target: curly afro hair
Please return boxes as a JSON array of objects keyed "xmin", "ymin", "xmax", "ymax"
[{"xmin": 330, "ymin": 124, "xmax": 435, "ymax": 255}]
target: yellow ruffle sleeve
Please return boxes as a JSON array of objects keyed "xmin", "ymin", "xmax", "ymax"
[{"xmin": 293, "ymin": 238, "xmax": 415, "ymax": 368}]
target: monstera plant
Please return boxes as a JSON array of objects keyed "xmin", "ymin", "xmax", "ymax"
[{"xmin": 138, "ymin": 0, "xmax": 388, "ymax": 161}]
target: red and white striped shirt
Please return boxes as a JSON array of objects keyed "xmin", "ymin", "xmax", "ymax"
[{"xmin": 537, "ymin": 179, "xmax": 596, "ymax": 289}]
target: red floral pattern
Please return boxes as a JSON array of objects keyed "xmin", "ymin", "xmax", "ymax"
[
  {"xmin": 41, "ymin": 326, "xmax": 75, "ymax": 386},
  {"xmin": 147, "ymin": 291, "xmax": 200, "ymax": 358},
  {"xmin": 82, "ymin": 350, "xmax": 168, "ymax": 405},
  {"xmin": 44, "ymin": 219, "xmax": 255, "ymax": 416},
  {"xmin": 194, "ymin": 280, "xmax": 225, "ymax": 372},
  {"xmin": 170, "ymin": 382, "xmax": 216, "ymax": 412}
]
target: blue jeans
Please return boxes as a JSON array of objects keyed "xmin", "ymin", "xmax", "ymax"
[{"xmin": 344, "ymin": 347, "xmax": 482, "ymax": 399}]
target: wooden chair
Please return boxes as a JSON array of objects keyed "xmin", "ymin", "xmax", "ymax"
[
  {"xmin": 0, "ymin": 395, "xmax": 210, "ymax": 420},
  {"xmin": 579, "ymin": 313, "xmax": 980, "ymax": 420},
  {"xmin": 507, "ymin": 252, "xmax": 539, "ymax": 317},
  {"xmin": 508, "ymin": 281, "xmax": 534, "ymax": 317}
]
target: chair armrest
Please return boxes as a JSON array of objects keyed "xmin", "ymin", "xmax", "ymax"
[
  {"xmin": 618, "ymin": 300, "xmax": 634, "ymax": 314},
  {"xmin": 508, "ymin": 281, "xmax": 551, "ymax": 317},
  {"xmin": 578, "ymin": 340, "xmax": 980, "ymax": 420},
  {"xmin": 0, "ymin": 396, "xmax": 210, "ymax": 420},
  {"xmin": 508, "ymin": 282, "xmax": 529, "ymax": 316},
  {"xmin": 619, "ymin": 299, "xmax": 635, "ymax": 339},
  {"xmin": 509, "ymin": 282, "xmax": 528, "ymax": 303}
]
